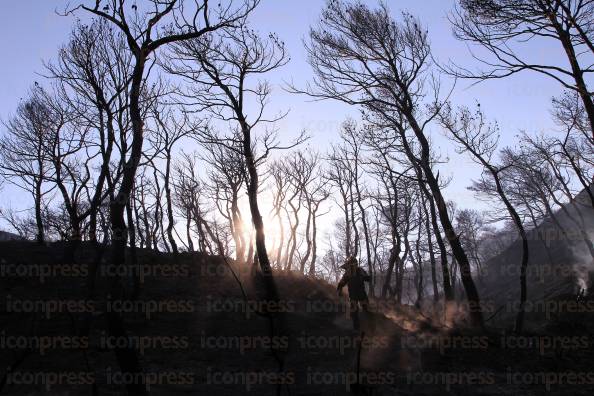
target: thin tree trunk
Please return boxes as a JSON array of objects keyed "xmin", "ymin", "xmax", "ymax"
[
  {"xmin": 186, "ymin": 209, "xmax": 194, "ymax": 252},
  {"xmin": 133, "ymin": 196, "xmax": 145, "ymax": 249},
  {"xmin": 164, "ymin": 149, "xmax": 178, "ymax": 254},
  {"xmin": 231, "ymin": 195, "xmax": 245, "ymax": 262},
  {"xmin": 490, "ymin": 172, "xmax": 530, "ymax": 333},
  {"xmin": 341, "ymin": 192, "xmax": 352, "ymax": 256},
  {"xmin": 275, "ymin": 207, "xmax": 284, "ymax": 266},
  {"xmin": 34, "ymin": 179, "xmax": 44, "ymax": 244},
  {"xmin": 381, "ymin": 229, "xmax": 400, "ymax": 299},
  {"xmin": 355, "ymin": 188, "xmax": 374, "ymax": 297},
  {"xmin": 287, "ymin": 200, "xmax": 300, "ymax": 270},
  {"xmin": 299, "ymin": 201, "xmax": 313, "ymax": 273},
  {"xmin": 413, "ymin": 206, "xmax": 424, "ymax": 308},
  {"xmin": 395, "ymin": 233, "xmax": 411, "ymax": 303},
  {"xmin": 241, "ymin": 120, "xmax": 278, "ymax": 303},
  {"xmin": 420, "ymin": 181, "xmax": 453, "ymax": 301},
  {"xmin": 308, "ymin": 209, "xmax": 319, "ymax": 276},
  {"xmin": 126, "ymin": 199, "xmax": 140, "ymax": 298},
  {"xmin": 423, "ymin": 197, "xmax": 439, "ymax": 302},
  {"xmin": 349, "ymin": 184, "xmax": 360, "ymax": 257}
]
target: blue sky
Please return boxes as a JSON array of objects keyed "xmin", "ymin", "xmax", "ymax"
[{"xmin": 0, "ymin": 0, "xmax": 565, "ymax": 225}]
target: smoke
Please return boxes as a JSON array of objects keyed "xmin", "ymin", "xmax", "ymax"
[
  {"xmin": 570, "ymin": 238, "xmax": 594, "ymax": 294},
  {"xmin": 564, "ymin": 195, "xmax": 594, "ymax": 295}
]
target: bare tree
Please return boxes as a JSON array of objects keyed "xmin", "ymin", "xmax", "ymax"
[
  {"xmin": 299, "ymin": 0, "xmax": 484, "ymax": 326},
  {"xmin": 40, "ymin": 87, "xmax": 95, "ymax": 256},
  {"xmin": 0, "ymin": 207, "xmax": 40, "ymax": 241},
  {"xmin": 280, "ymin": 150, "xmax": 329, "ymax": 274},
  {"xmin": 326, "ymin": 145, "xmax": 356, "ymax": 257},
  {"xmin": 202, "ymin": 139, "xmax": 247, "ymax": 261},
  {"xmin": 451, "ymin": 0, "xmax": 594, "ymax": 140},
  {"xmin": 148, "ymin": 102, "xmax": 199, "ymax": 254},
  {"xmin": 164, "ymin": 19, "xmax": 305, "ymax": 301},
  {"xmin": 341, "ymin": 122, "xmax": 375, "ymax": 294},
  {"xmin": 550, "ymin": 92, "xmax": 594, "ymax": 207},
  {"xmin": 506, "ymin": 141, "xmax": 594, "ymax": 263},
  {"xmin": 0, "ymin": 87, "xmax": 55, "ymax": 243},
  {"xmin": 411, "ymin": 200, "xmax": 425, "ymax": 307},
  {"xmin": 173, "ymin": 151, "xmax": 218, "ymax": 254},
  {"xmin": 44, "ymin": 19, "xmax": 132, "ymax": 245},
  {"xmin": 368, "ymin": 151, "xmax": 416, "ymax": 301},
  {"xmin": 64, "ymin": 3, "xmax": 259, "ymax": 388},
  {"xmin": 269, "ymin": 160, "xmax": 289, "ymax": 267},
  {"xmin": 455, "ymin": 209, "xmax": 485, "ymax": 277},
  {"xmin": 421, "ymin": 189, "xmax": 441, "ymax": 301},
  {"xmin": 281, "ymin": 153, "xmax": 306, "ymax": 270},
  {"xmin": 67, "ymin": 0, "xmax": 259, "ymax": 266},
  {"xmin": 305, "ymin": 171, "xmax": 331, "ymax": 276},
  {"xmin": 440, "ymin": 104, "xmax": 530, "ymax": 331}
]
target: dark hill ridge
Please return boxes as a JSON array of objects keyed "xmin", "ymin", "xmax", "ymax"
[
  {"xmin": 0, "ymin": 241, "xmax": 416, "ymax": 395},
  {"xmin": 0, "ymin": 241, "xmax": 594, "ymax": 395},
  {"xmin": 0, "ymin": 230, "xmax": 24, "ymax": 241}
]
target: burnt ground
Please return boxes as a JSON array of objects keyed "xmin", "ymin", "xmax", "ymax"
[{"xmin": 1, "ymin": 241, "xmax": 594, "ymax": 395}]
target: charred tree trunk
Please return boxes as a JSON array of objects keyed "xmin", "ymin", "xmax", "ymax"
[
  {"xmin": 355, "ymin": 190, "xmax": 374, "ymax": 297},
  {"xmin": 34, "ymin": 177, "xmax": 44, "ymax": 244},
  {"xmin": 423, "ymin": 196, "xmax": 439, "ymax": 303},
  {"xmin": 241, "ymin": 121, "xmax": 278, "ymax": 302},
  {"xmin": 414, "ymin": 211, "xmax": 424, "ymax": 308},
  {"xmin": 299, "ymin": 201, "xmax": 313, "ymax": 273},
  {"xmin": 89, "ymin": 106, "xmax": 116, "ymax": 245},
  {"xmin": 349, "ymin": 184, "xmax": 360, "ymax": 257},
  {"xmin": 286, "ymin": 199, "xmax": 300, "ymax": 270},
  {"xmin": 401, "ymin": 118, "xmax": 480, "ymax": 323},
  {"xmin": 308, "ymin": 202, "xmax": 323, "ymax": 276},
  {"xmin": 419, "ymin": 177, "xmax": 453, "ymax": 301},
  {"xmin": 133, "ymin": 196, "xmax": 145, "ymax": 249},
  {"xmin": 490, "ymin": 171, "xmax": 529, "ymax": 333},
  {"xmin": 273, "ymin": 205, "xmax": 284, "ymax": 266},
  {"xmin": 383, "ymin": 248, "xmax": 399, "ymax": 300},
  {"xmin": 186, "ymin": 209, "xmax": 194, "ymax": 252},
  {"xmin": 126, "ymin": 198, "xmax": 140, "ymax": 298},
  {"xmin": 164, "ymin": 148, "xmax": 178, "ymax": 254},
  {"xmin": 395, "ymin": 232, "xmax": 411, "ymax": 303},
  {"xmin": 231, "ymin": 195, "xmax": 245, "ymax": 262}
]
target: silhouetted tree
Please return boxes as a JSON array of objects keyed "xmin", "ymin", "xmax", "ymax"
[
  {"xmin": 164, "ymin": 19, "xmax": 305, "ymax": 301},
  {"xmin": 440, "ymin": 104, "xmax": 530, "ymax": 331},
  {"xmin": 300, "ymin": 0, "xmax": 484, "ymax": 326},
  {"xmin": 451, "ymin": 0, "xmax": 594, "ymax": 140},
  {"xmin": 45, "ymin": 19, "xmax": 131, "ymax": 245},
  {"xmin": 0, "ymin": 87, "xmax": 54, "ymax": 243},
  {"xmin": 202, "ymin": 138, "xmax": 247, "ymax": 261},
  {"xmin": 65, "ymin": 2, "xmax": 259, "ymax": 390}
]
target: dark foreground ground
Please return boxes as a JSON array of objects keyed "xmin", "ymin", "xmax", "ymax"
[{"xmin": 1, "ymin": 241, "xmax": 594, "ymax": 395}]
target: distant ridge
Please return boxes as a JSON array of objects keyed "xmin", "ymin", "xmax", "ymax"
[
  {"xmin": 0, "ymin": 230, "xmax": 25, "ymax": 241},
  {"xmin": 479, "ymin": 184, "xmax": 594, "ymax": 329}
]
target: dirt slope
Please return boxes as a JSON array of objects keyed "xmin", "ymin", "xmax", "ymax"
[{"xmin": 1, "ymin": 241, "xmax": 594, "ymax": 395}]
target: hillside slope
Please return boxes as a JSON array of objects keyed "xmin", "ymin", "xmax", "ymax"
[
  {"xmin": 1, "ymin": 241, "xmax": 594, "ymax": 395},
  {"xmin": 478, "ymin": 186, "xmax": 594, "ymax": 329}
]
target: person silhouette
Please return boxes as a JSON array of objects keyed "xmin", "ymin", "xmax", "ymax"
[{"xmin": 337, "ymin": 255, "xmax": 371, "ymax": 330}]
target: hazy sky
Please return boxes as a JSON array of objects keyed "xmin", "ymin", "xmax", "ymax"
[{"xmin": 0, "ymin": 0, "xmax": 565, "ymax": 225}]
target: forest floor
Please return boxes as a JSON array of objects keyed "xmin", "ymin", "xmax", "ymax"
[{"xmin": 1, "ymin": 241, "xmax": 594, "ymax": 395}]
